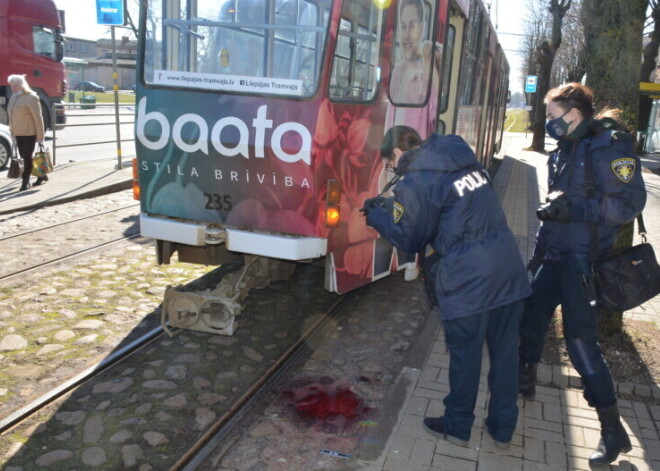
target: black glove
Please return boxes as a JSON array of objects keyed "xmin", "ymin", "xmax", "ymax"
[
  {"xmin": 548, "ymin": 198, "xmax": 571, "ymax": 222},
  {"xmin": 360, "ymin": 196, "xmax": 388, "ymax": 216}
]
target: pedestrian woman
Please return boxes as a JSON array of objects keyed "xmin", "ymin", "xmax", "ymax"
[
  {"xmin": 7, "ymin": 74, "xmax": 47, "ymax": 191},
  {"xmin": 519, "ymin": 83, "xmax": 647, "ymax": 465}
]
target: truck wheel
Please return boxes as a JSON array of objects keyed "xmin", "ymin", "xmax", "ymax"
[{"xmin": 0, "ymin": 138, "xmax": 9, "ymax": 170}]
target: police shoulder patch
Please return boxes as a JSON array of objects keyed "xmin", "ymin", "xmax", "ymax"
[
  {"xmin": 610, "ymin": 157, "xmax": 636, "ymax": 183},
  {"xmin": 393, "ymin": 202, "xmax": 405, "ymax": 223}
]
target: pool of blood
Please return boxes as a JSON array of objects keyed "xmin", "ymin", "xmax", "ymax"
[{"xmin": 283, "ymin": 378, "xmax": 371, "ymax": 421}]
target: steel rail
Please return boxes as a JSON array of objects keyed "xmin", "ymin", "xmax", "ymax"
[{"xmin": 0, "ymin": 203, "xmax": 139, "ymax": 242}]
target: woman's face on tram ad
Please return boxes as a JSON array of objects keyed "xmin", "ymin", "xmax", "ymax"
[{"xmin": 399, "ymin": 3, "xmax": 423, "ymax": 62}]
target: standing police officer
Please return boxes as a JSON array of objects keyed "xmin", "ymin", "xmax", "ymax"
[
  {"xmin": 363, "ymin": 128, "xmax": 531, "ymax": 448},
  {"xmin": 519, "ymin": 83, "xmax": 646, "ymax": 465}
]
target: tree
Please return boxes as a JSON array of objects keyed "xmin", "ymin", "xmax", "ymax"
[
  {"xmin": 552, "ymin": 0, "xmax": 586, "ymax": 84},
  {"xmin": 530, "ymin": 0, "xmax": 572, "ymax": 152},
  {"xmin": 582, "ymin": 0, "xmax": 647, "ymax": 128},
  {"xmin": 641, "ymin": 1, "xmax": 660, "ymax": 83}
]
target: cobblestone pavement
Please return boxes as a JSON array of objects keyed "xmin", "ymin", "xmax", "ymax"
[{"xmin": 0, "ymin": 237, "xmax": 210, "ymax": 418}]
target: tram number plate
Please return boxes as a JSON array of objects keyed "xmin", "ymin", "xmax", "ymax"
[{"xmin": 204, "ymin": 193, "xmax": 233, "ymax": 211}]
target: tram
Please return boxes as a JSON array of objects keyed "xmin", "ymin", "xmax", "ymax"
[{"xmin": 133, "ymin": 0, "xmax": 510, "ymax": 334}]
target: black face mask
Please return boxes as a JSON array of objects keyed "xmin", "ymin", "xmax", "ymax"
[{"xmin": 545, "ymin": 108, "xmax": 573, "ymax": 140}]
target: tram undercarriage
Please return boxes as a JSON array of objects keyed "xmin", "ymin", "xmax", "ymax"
[{"xmin": 160, "ymin": 240, "xmax": 297, "ymax": 336}]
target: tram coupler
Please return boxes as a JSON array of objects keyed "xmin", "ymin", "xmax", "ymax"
[{"xmin": 161, "ymin": 255, "xmax": 296, "ymax": 336}]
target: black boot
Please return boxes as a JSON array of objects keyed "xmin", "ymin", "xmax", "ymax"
[
  {"xmin": 19, "ymin": 176, "xmax": 31, "ymax": 192},
  {"xmin": 33, "ymin": 175, "xmax": 48, "ymax": 186},
  {"xmin": 589, "ymin": 405, "xmax": 632, "ymax": 465},
  {"xmin": 518, "ymin": 362, "xmax": 537, "ymax": 399}
]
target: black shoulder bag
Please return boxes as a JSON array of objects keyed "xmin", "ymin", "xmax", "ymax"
[{"xmin": 585, "ymin": 145, "xmax": 660, "ymax": 311}]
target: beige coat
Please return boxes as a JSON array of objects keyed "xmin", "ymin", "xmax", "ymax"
[{"xmin": 7, "ymin": 91, "xmax": 45, "ymax": 142}]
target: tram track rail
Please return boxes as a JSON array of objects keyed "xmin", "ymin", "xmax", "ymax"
[
  {"xmin": 0, "ymin": 203, "xmax": 140, "ymax": 243},
  {"xmin": 0, "ymin": 325, "xmax": 167, "ymax": 434},
  {"xmin": 0, "ymin": 233, "xmax": 142, "ymax": 283},
  {"xmin": 0, "ymin": 204, "xmax": 141, "ymax": 282}
]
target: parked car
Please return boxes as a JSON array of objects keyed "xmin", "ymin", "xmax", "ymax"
[
  {"xmin": 73, "ymin": 81, "xmax": 106, "ymax": 92},
  {"xmin": 0, "ymin": 123, "xmax": 11, "ymax": 170}
]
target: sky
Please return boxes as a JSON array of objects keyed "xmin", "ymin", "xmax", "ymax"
[{"xmin": 53, "ymin": 0, "xmax": 529, "ymax": 93}]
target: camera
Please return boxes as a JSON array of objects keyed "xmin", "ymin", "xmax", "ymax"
[{"xmin": 536, "ymin": 191, "xmax": 568, "ymax": 221}]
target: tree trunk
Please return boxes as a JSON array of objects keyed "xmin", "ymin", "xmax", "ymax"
[
  {"xmin": 530, "ymin": 0, "xmax": 572, "ymax": 152},
  {"xmin": 582, "ymin": 0, "xmax": 647, "ymax": 129}
]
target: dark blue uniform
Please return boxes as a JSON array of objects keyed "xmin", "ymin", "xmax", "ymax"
[
  {"xmin": 520, "ymin": 122, "xmax": 646, "ymax": 409},
  {"xmin": 365, "ymin": 134, "xmax": 530, "ymax": 443}
]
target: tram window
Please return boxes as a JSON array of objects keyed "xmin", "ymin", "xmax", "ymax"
[
  {"xmin": 458, "ymin": 2, "xmax": 488, "ymax": 107},
  {"xmin": 143, "ymin": 0, "xmax": 332, "ymax": 98},
  {"xmin": 439, "ymin": 25, "xmax": 455, "ymax": 113},
  {"xmin": 328, "ymin": 0, "xmax": 384, "ymax": 102},
  {"xmin": 389, "ymin": 0, "xmax": 439, "ymax": 107}
]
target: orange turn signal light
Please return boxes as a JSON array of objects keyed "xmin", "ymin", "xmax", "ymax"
[
  {"xmin": 326, "ymin": 204, "xmax": 340, "ymax": 228},
  {"xmin": 325, "ymin": 180, "xmax": 341, "ymax": 228},
  {"xmin": 132, "ymin": 158, "xmax": 140, "ymax": 200}
]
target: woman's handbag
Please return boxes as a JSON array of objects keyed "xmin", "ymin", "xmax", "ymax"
[
  {"xmin": 7, "ymin": 145, "xmax": 23, "ymax": 179},
  {"xmin": 31, "ymin": 143, "xmax": 53, "ymax": 177}
]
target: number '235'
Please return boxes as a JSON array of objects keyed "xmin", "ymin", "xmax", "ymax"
[{"xmin": 204, "ymin": 193, "xmax": 233, "ymax": 211}]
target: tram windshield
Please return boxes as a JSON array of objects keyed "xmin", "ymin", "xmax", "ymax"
[{"xmin": 143, "ymin": 0, "xmax": 332, "ymax": 97}]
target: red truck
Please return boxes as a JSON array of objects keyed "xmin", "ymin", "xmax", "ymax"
[{"xmin": 0, "ymin": 0, "xmax": 66, "ymax": 130}]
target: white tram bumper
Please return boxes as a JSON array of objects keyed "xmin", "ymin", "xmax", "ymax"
[{"xmin": 139, "ymin": 213, "xmax": 328, "ymax": 260}]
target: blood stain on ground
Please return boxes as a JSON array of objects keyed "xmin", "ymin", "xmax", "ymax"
[{"xmin": 282, "ymin": 377, "xmax": 373, "ymax": 427}]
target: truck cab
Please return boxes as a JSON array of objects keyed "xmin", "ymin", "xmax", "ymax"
[{"xmin": 0, "ymin": 0, "xmax": 67, "ymax": 130}]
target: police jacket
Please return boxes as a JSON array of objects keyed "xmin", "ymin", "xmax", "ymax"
[
  {"xmin": 365, "ymin": 134, "xmax": 531, "ymax": 320},
  {"xmin": 535, "ymin": 120, "xmax": 647, "ymax": 261}
]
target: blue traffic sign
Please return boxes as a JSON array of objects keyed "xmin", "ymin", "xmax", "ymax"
[
  {"xmin": 525, "ymin": 75, "xmax": 537, "ymax": 93},
  {"xmin": 96, "ymin": 0, "xmax": 125, "ymax": 25}
]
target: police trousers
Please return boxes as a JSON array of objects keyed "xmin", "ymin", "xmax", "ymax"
[
  {"xmin": 519, "ymin": 259, "xmax": 617, "ymax": 409},
  {"xmin": 442, "ymin": 301, "xmax": 523, "ymax": 442}
]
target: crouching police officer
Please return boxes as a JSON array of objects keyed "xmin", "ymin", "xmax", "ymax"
[
  {"xmin": 519, "ymin": 83, "xmax": 646, "ymax": 465},
  {"xmin": 363, "ymin": 127, "xmax": 531, "ymax": 448}
]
